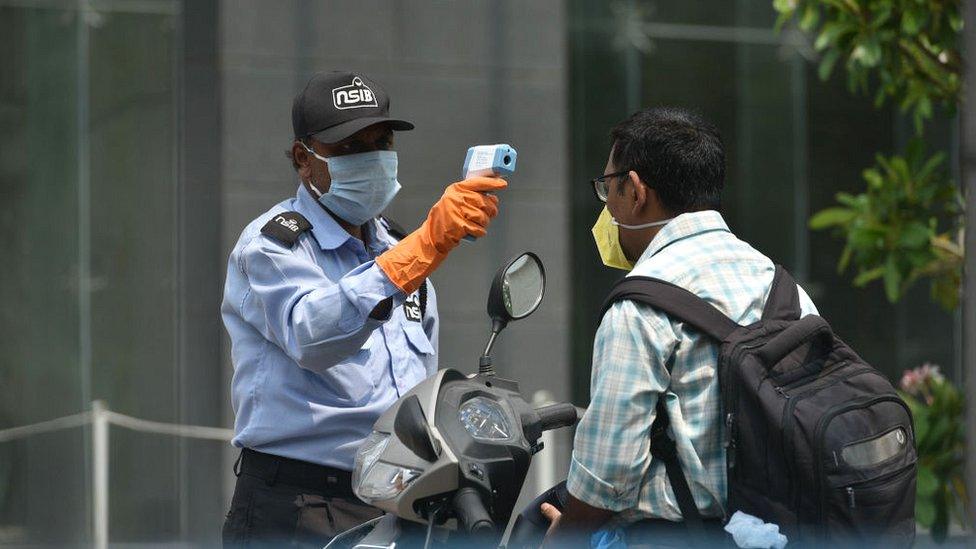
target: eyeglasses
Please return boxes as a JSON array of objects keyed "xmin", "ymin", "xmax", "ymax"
[{"xmin": 589, "ymin": 171, "xmax": 629, "ymax": 202}]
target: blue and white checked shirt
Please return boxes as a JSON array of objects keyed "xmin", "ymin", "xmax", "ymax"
[
  {"xmin": 221, "ymin": 184, "xmax": 438, "ymax": 470},
  {"xmin": 567, "ymin": 210, "xmax": 817, "ymax": 524}
]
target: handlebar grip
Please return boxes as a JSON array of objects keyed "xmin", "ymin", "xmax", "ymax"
[
  {"xmin": 535, "ymin": 403, "xmax": 580, "ymax": 432},
  {"xmin": 453, "ymin": 487, "xmax": 495, "ymax": 535}
]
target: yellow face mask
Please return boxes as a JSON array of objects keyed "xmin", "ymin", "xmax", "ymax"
[{"xmin": 591, "ymin": 206, "xmax": 634, "ymax": 271}]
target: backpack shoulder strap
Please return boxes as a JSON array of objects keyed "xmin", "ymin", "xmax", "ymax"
[
  {"xmin": 762, "ymin": 265, "xmax": 801, "ymax": 321},
  {"xmin": 650, "ymin": 399, "xmax": 706, "ymax": 529},
  {"xmin": 600, "ymin": 276, "xmax": 739, "ymax": 342}
]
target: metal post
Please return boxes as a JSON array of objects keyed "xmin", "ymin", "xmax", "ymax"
[
  {"xmin": 92, "ymin": 400, "xmax": 109, "ymax": 549},
  {"xmin": 77, "ymin": 0, "xmax": 95, "ymax": 537},
  {"xmin": 962, "ymin": 0, "xmax": 976, "ymax": 532}
]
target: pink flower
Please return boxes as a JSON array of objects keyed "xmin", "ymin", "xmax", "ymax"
[
  {"xmin": 900, "ymin": 369, "xmax": 921, "ymax": 393},
  {"xmin": 900, "ymin": 363, "xmax": 944, "ymax": 404}
]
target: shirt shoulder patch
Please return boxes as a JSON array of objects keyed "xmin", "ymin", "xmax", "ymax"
[
  {"xmin": 260, "ymin": 211, "xmax": 312, "ymax": 247},
  {"xmin": 403, "ymin": 290, "xmax": 423, "ymax": 322}
]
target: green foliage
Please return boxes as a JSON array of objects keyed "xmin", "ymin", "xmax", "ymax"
[
  {"xmin": 774, "ymin": 0, "xmax": 962, "ymax": 132},
  {"xmin": 777, "ymin": 0, "xmax": 964, "ymax": 311},
  {"xmin": 808, "ymin": 139, "xmax": 962, "ymax": 309},
  {"xmin": 899, "ymin": 366, "xmax": 967, "ymax": 541}
]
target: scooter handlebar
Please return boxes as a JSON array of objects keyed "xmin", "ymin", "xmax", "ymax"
[
  {"xmin": 535, "ymin": 403, "xmax": 580, "ymax": 432},
  {"xmin": 453, "ymin": 486, "xmax": 495, "ymax": 535}
]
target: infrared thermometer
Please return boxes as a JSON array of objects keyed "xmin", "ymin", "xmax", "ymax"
[{"xmin": 461, "ymin": 144, "xmax": 517, "ymax": 241}]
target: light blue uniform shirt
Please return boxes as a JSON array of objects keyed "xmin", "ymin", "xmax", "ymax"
[{"xmin": 221, "ymin": 184, "xmax": 438, "ymax": 470}]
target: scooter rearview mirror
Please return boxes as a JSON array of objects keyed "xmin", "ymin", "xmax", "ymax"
[{"xmin": 480, "ymin": 252, "xmax": 546, "ymax": 376}]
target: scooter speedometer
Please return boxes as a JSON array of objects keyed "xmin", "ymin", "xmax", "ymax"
[{"xmin": 458, "ymin": 397, "xmax": 514, "ymax": 442}]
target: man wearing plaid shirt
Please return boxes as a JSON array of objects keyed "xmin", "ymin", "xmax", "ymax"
[{"xmin": 542, "ymin": 107, "xmax": 817, "ymax": 547}]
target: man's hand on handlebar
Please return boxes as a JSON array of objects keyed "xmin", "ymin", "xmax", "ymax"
[{"xmin": 540, "ymin": 493, "xmax": 613, "ymax": 549}]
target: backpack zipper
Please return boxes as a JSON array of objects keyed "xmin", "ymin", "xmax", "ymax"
[
  {"xmin": 721, "ymin": 339, "xmax": 765, "ymax": 477},
  {"xmin": 722, "ymin": 334, "xmax": 799, "ymax": 486},
  {"xmin": 843, "ymin": 463, "xmax": 915, "ymax": 510},
  {"xmin": 814, "ymin": 395, "xmax": 914, "ymax": 537}
]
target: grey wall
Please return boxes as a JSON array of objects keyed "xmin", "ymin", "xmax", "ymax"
[{"xmin": 218, "ymin": 0, "xmax": 572, "ymax": 495}]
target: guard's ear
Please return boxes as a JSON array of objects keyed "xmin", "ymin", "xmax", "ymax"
[{"xmin": 293, "ymin": 141, "xmax": 312, "ymax": 181}]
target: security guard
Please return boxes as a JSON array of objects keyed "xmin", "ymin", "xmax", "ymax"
[{"xmin": 220, "ymin": 71, "xmax": 505, "ymax": 547}]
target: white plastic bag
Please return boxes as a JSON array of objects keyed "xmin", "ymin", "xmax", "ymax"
[{"xmin": 723, "ymin": 511, "xmax": 788, "ymax": 549}]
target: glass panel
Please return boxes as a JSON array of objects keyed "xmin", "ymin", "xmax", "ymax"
[
  {"xmin": 0, "ymin": 4, "xmax": 88, "ymax": 543},
  {"xmin": 87, "ymin": 6, "xmax": 182, "ymax": 542}
]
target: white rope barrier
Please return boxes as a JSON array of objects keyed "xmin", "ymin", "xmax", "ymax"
[
  {"xmin": 0, "ymin": 400, "xmax": 233, "ymax": 549},
  {"xmin": 0, "ymin": 411, "xmax": 92, "ymax": 443},
  {"xmin": 104, "ymin": 410, "xmax": 234, "ymax": 441},
  {"xmin": 0, "ymin": 405, "xmax": 233, "ymax": 443}
]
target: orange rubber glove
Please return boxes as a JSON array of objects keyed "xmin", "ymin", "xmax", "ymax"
[{"xmin": 377, "ymin": 176, "xmax": 507, "ymax": 293}]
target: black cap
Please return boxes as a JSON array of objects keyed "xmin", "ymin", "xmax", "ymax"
[{"xmin": 292, "ymin": 71, "xmax": 414, "ymax": 144}]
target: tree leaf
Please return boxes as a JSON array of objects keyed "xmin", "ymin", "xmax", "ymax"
[
  {"xmin": 916, "ymin": 494, "xmax": 936, "ymax": 526},
  {"xmin": 835, "ymin": 192, "xmax": 863, "ymax": 208},
  {"xmin": 862, "ymin": 37, "xmax": 883, "ymax": 67},
  {"xmin": 818, "ymin": 48, "xmax": 841, "ymax": 81},
  {"xmin": 799, "ymin": 4, "xmax": 820, "ymax": 31},
  {"xmin": 837, "ymin": 244, "xmax": 853, "ymax": 272},
  {"xmin": 853, "ymin": 267, "xmax": 885, "ymax": 287},
  {"xmin": 899, "ymin": 221, "xmax": 932, "ymax": 249},
  {"xmin": 913, "ymin": 411, "xmax": 931, "ymax": 446},
  {"xmin": 771, "ymin": 0, "xmax": 795, "ymax": 15},
  {"xmin": 809, "ymin": 207, "xmax": 856, "ymax": 229},
  {"xmin": 815, "ymin": 21, "xmax": 847, "ymax": 51},
  {"xmin": 918, "ymin": 152, "xmax": 946, "ymax": 181},
  {"xmin": 862, "ymin": 167, "xmax": 884, "ymax": 189},
  {"xmin": 928, "ymin": 416, "xmax": 954, "ymax": 449},
  {"xmin": 883, "ymin": 256, "xmax": 902, "ymax": 301},
  {"xmin": 902, "ymin": 10, "xmax": 921, "ymax": 35}
]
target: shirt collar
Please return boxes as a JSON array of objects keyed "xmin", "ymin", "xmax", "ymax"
[
  {"xmin": 635, "ymin": 210, "xmax": 731, "ymax": 266},
  {"xmin": 295, "ymin": 184, "xmax": 355, "ymax": 250}
]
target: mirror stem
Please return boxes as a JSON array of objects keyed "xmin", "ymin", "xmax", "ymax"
[
  {"xmin": 481, "ymin": 331, "xmax": 499, "ymax": 360},
  {"xmin": 478, "ymin": 354, "xmax": 494, "ymax": 377},
  {"xmin": 478, "ymin": 319, "xmax": 507, "ymax": 376}
]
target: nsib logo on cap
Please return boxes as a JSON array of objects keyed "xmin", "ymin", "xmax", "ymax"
[{"xmin": 332, "ymin": 76, "xmax": 378, "ymax": 110}]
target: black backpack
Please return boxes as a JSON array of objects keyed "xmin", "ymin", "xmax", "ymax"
[{"xmin": 601, "ymin": 266, "xmax": 917, "ymax": 546}]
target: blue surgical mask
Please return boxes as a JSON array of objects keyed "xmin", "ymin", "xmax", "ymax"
[{"xmin": 304, "ymin": 146, "xmax": 401, "ymax": 226}]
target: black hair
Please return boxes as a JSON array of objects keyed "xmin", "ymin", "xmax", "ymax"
[
  {"xmin": 285, "ymin": 137, "xmax": 312, "ymax": 171},
  {"xmin": 609, "ymin": 107, "xmax": 725, "ymax": 213}
]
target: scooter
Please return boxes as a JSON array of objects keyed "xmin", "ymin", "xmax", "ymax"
[{"xmin": 326, "ymin": 252, "xmax": 579, "ymax": 549}]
